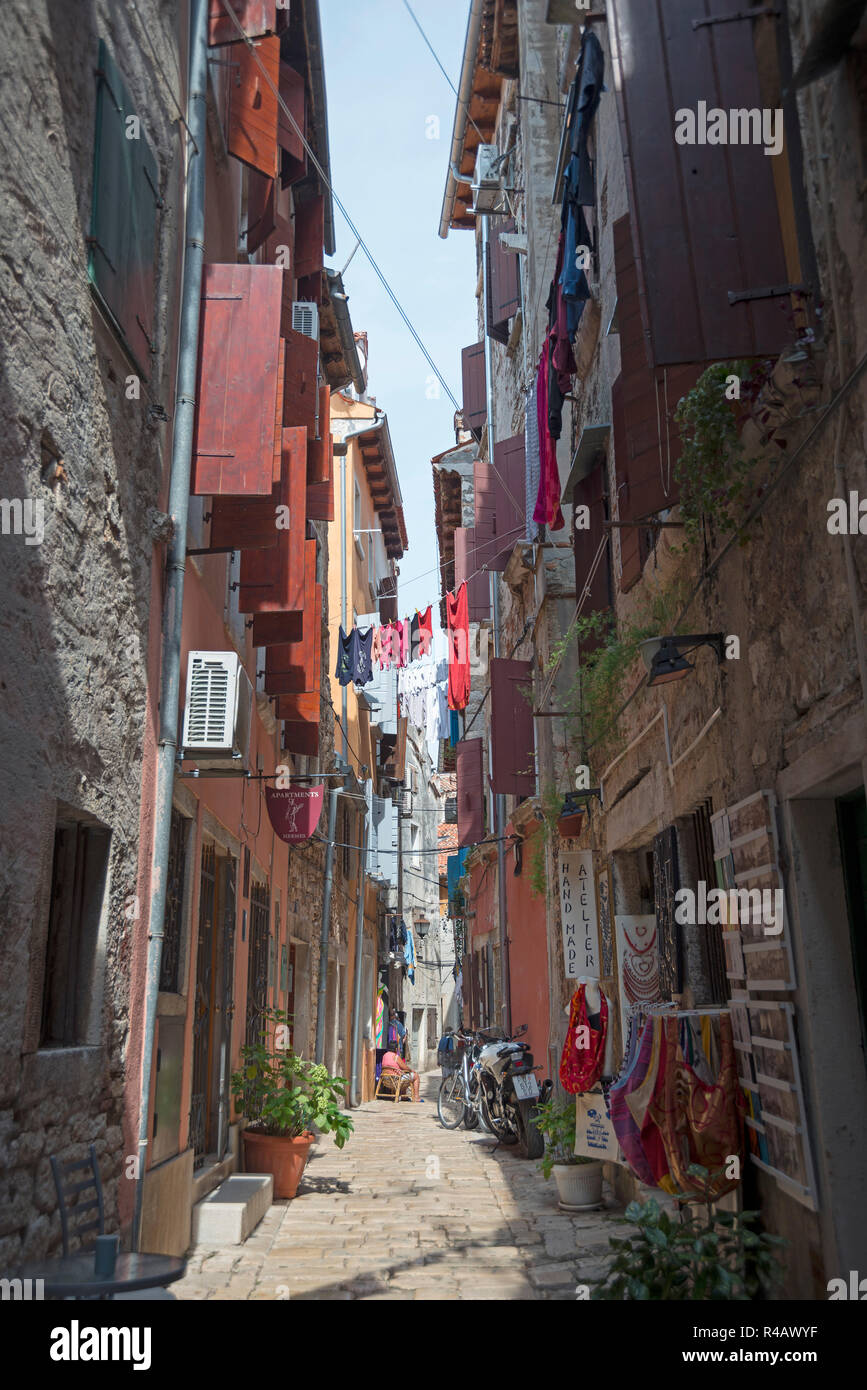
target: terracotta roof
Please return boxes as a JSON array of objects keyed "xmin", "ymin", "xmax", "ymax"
[{"xmin": 438, "ymin": 820, "xmax": 460, "ymax": 877}]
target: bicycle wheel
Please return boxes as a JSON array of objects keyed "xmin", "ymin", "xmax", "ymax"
[
  {"xmin": 437, "ymin": 1072, "xmax": 467, "ymax": 1128},
  {"xmin": 463, "ymin": 1073, "xmax": 481, "ymax": 1129}
]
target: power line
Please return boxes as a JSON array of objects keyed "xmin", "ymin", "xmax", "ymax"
[
  {"xmin": 400, "ymin": 0, "xmax": 487, "ymax": 146},
  {"xmin": 217, "ymin": 0, "xmax": 460, "ymax": 412}
]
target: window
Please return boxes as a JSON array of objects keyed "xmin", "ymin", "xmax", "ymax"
[
  {"xmin": 445, "ymin": 795, "xmax": 457, "ymax": 824},
  {"xmin": 410, "ymin": 822, "xmax": 420, "ymax": 866},
  {"xmin": 354, "ymin": 478, "xmax": 362, "ymax": 533},
  {"xmin": 159, "ymin": 808, "xmax": 188, "ymax": 994},
  {"xmin": 342, "ymin": 805, "xmax": 352, "ymax": 880},
  {"xmin": 41, "ymin": 811, "xmax": 111, "ymax": 1048},
  {"xmin": 89, "ymin": 41, "xmax": 161, "ymax": 377},
  {"xmin": 368, "ymin": 534, "xmax": 375, "ymax": 592}
]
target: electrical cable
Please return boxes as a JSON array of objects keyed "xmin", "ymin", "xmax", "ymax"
[
  {"xmin": 217, "ymin": 0, "xmax": 460, "ymax": 412},
  {"xmin": 400, "ymin": 0, "xmax": 488, "ymax": 147}
]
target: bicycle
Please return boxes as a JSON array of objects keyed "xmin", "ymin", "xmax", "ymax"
[{"xmin": 436, "ymin": 1028, "xmax": 488, "ymax": 1131}]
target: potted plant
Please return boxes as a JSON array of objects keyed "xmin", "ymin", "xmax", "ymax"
[
  {"xmin": 557, "ymin": 794, "xmax": 585, "ymax": 839},
  {"xmin": 231, "ymin": 1010, "xmax": 353, "ymax": 1199},
  {"xmin": 535, "ymin": 1095, "xmax": 604, "ymax": 1211}
]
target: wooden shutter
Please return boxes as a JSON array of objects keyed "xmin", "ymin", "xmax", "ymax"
[
  {"xmin": 492, "ymin": 433, "xmax": 526, "ymax": 570},
  {"xmin": 456, "ymin": 739, "xmax": 485, "ymax": 847},
  {"xmin": 278, "ymin": 61, "xmax": 307, "ymax": 186},
  {"xmin": 461, "ymin": 343, "xmax": 487, "ymax": 433},
  {"xmin": 239, "ymin": 426, "xmax": 307, "ymax": 611},
  {"xmin": 250, "ymin": 610, "xmax": 302, "ymax": 647},
  {"xmin": 306, "ymin": 479, "xmax": 334, "ymax": 522},
  {"xmin": 208, "ymin": 495, "xmax": 277, "ymax": 551},
  {"xmin": 89, "ymin": 42, "xmax": 160, "ymax": 377},
  {"xmin": 294, "ymin": 194, "xmax": 324, "ymax": 280},
  {"xmin": 226, "ymin": 36, "xmax": 279, "ymax": 178},
  {"xmin": 245, "ymin": 171, "xmax": 277, "ymax": 254},
  {"xmin": 653, "ymin": 825, "xmax": 682, "ymax": 998},
  {"xmin": 454, "ymin": 527, "xmax": 490, "ymax": 623},
  {"xmin": 473, "ymin": 460, "xmax": 498, "ymax": 572},
  {"xmin": 283, "ymin": 327, "xmax": 319, "ymax": 439},
  {"xmin": 192, "ymin": 264, "xmax": 283, "ymax": 496},
  {"xmin": 265, "ymin": 543, "xmax": 320, "ymax": 693},
  {"xmin": 307, "ymin": 383, "xmax": 331, "ymax": 484},
  {"xmin": 461, "ymin": 952, "xmax": 475, "ymax": 1027},
  {"xmin": 573, "ymin": 460, "xmax": 610, "ymax": 642},
  {"xmin": 208, "ymin": 0, "xmax": 275, "ymax": 46},
  {"xmin": 487, "ymin": 217, "xmax": 520, "ymax": 344},
  {"xmin": 490, "ymin": 658, "xmax": 535, "ymax": 798},
  {"xmin": 612, "ymin": 374, "xmax": 644, "ymax": 593},
  {"xmin": 608, "ymin": 0, "xmax": 793, "ymax": 363}
]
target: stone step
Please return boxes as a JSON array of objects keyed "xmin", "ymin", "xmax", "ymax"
[{"xmin": 191, "ymin": 1174, "xmax": 273, "ymax": 1247}]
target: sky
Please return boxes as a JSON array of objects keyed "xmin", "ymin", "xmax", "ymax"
[{"xmin": 319, "ymin": 0, "xmax": 478, "ymax": 617}]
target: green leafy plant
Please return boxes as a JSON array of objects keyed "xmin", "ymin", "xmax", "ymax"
[
  {"xmin": 527, "ymin": 785, "xmax": 567, "ymax": 899},
  {"xmin": 592, "ymin": 1167, "xmax": 787, "ymax": 1300},
  {"xmin": 231, "ymin": 1009, "xmax": 354, "ymax": 1149},
  {"xmin": 535, "ymin": 1095, "xmax": 596, "ymax": 1179}
]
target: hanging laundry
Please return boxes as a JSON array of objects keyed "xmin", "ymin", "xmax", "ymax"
[
  {"xmin": 352, "ymin": 626, "xmax": 374, "ymax": 685},
  {"xmin": 446, "ymin": 583, "xmax": 470, "ymax": 711},
  {"xmin": 404, "ymin": 923, "xmax": 416, "ymax": 984},
  {"xmin": 449, "ymin": 709, "xmax": 461, "ymax": 747},
  {"xmin": 524, "ymin": 381, "xmax": 541, "ymax": 543},
  {"xmin": 371, "ymin": 626, "xmax": 382, "ymax": 670},
  {"xmin": 398, "ymin": 617, "xmax": 410, "ymax": 668},
  {"xmin": 335, "ymin": 625, "xmax": 357, "ymax": 686},
  {"xmin": 533, "ymin": 337, "xmax": 565, "ymax": 531},
  {"xmin": 417, "ymin": 604, "xmax": 432, "ymax": 658}
]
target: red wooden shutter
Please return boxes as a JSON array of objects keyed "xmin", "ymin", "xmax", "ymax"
[
  {"xmin": 490, "ymin": 658, "xmax": 535, "ymax": 798},
  {"xmin": 208, "ymin": 495, "xmax": 277, "ymax": 551},
  {"xmin": 192, "ymin": 263, "xmax": 282, "ymax": 496},
  {"xmin": 306, "ymin": 479, "xmax": 334, "ymax": 522},
  {"xmin": 491, "ymin": 433, "xmax": 526, "ymax": 570},
  {"xmin": 573, "ymin": 460, "xmax": 611, "ymax": 648},
  {"xmin": 487, "ymin": 217, "xmax": 520, "ymax": 344},
  {"xmin": 461, "ymin": 343, "xmax": 487, "ymax": 433},
  {"xmin": 608, "ymin": 0, "xmax": 791, "ymax": 363},
  {"xmin": 265, "ymin": 544, "xmax": 319, "ymax": 693},
  {"xmin": 454, "ymin": 527, "xmax": 490, "ymax": 623},
  {"xmin": 456, "ymin": 739, "xmax": 485, "ymax": 847},
  {"xmin": 281, "ymin": 717, "xmax": 320, "ymax": 757},
  {"xmin": 283, "ymin": 328, "xmax": 319, "ymax": 438},
  {"xmin": 294, "ymin": 194, "xmax": 324, "ymax": 280},
  {"xmin": 307, "ymin": 383, "xmax": 331, "ymax": 484},
  {"xmin": 612, "ymin": 374, "xmax": 642, "ymax": 593},
  {"xmin": 208, "ymin": 0, "xmax": 275, "ymax": 46},
  {"xmin": 250, "ymin": 610, "xmax": 302, "ymax": 647},
  {"xmin": 227, "ymin": 36, "xmax": 279, "ymax": 178},
  {"xmin": 473, "ymin": 460, "xmax": 497, "ymax": 572},
  {"xmin": 239, "ymin": 426, "xmax": 307, "ymax": 612},
  {"xmin": 461, "ymin": 953, "xmax": 475, "ymax": 1027},
  {"xmin": 246, "ymin": 171, "xmax": 277, "ymax": 255},
  {"xmin": 278, "ymin": 62, "xmax": 307, "ymax": 186}
]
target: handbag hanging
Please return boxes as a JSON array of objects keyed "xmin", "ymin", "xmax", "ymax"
[{"xmin": 559, "ymin": 984, "xmax": 608, "ymax": 1094}]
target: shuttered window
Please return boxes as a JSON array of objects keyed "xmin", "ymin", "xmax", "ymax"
[
  {"xmin": 454, "ymin": 527, "xmax": 491, "ymax": 623},
  {"xmin": 573, "ymin": 460, "xmax": 611, "ymax": 644},
  {"xmin": 306, "ymin": 479, "xmax": 334, "ymax": 522},
  {"xmin": 473, "ymin": 460, "xmax": 497, "ymax": 570},
  {"xmin": 491, "ymin": 433, "xmax": 526, "ymax": 570},
  {"xmin": 307, "ymin": 383, "xmax": 331, "ymax": 483},
  {"xmin": 294, "ymin": 194, "xmax": 324, "ymax": 281},
  {"xmin": 278, "ymin": 61, "xmax": 307, "ymax": 187},
  {"xmin": 208, "ymin": 0, "xmax": 275, "ymax": 46},
  {"xmin": 192, "ymin": 263, "xmax": 283, "ymax": 496},
  {"xmin": 490, "ymin": 659, "xmax": 535, "ymax": 798},
  {"xmin": 607, "ymin": 1, "xmax": 804, "ymax": 363},
  {"xmin": 456, "ymin": 739, "xmax": 485, "ymax": 848},
  {"xmin": 461, "ymin": 343, "xmax": 487, "ymax": 434},
  {"xmin": 227, "ymin": 35, "xmax": 280, "ymax": 178},
  {"xmin": 283, "ymin": 327, "xmax": 320, "ymax": 440},
  {"xmin": 486, "ymin": 216, "xmax": 521, "ymax": 344},
  {"xmin": 265, "ymin": 541, "xmax": 320, "ymax": 693},
  {"xmin": 245, "ymin": 171, "xmax": 277, "ymax": 255},
  {"xmin": 238, "ymin": 426, "xmax": 307, "ymax": 614},
  {"xmin": 88, "ymin": 42, "xmax": 160, "ymax": 377}
]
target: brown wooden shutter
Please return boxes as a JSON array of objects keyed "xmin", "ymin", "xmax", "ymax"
[
  {"xmin": 454, "ymin": 527, "xmax": 490, "ymax": 623},
  {"xmin": 573, "ymin": 460, "xmax": 610, "ymax": 646},
  {"xmin": 239, "ymin": 426, "xmax": 307, "ymax": 613},
  {"xmin": 294, "ymin": 194, "xmax": 324, "ymax": 280},
  {"xmin": 487, "ymin": 216, "xmax": 520, "ymax": 344},
  {"xmin": 306, "ymin": 479, "xmax": 334, "ymax": 522},
  {"xmin": 306, "ymin": 383, "xmax": 331, "ymax": 484},
  {"xmin": 245, "ymin": 171, "xmax": 277, "ymax": 255},
  {"xmin": 283, "ymin": 328, "xmax": 319, "ymax": 439},
  {"xmin": 473, "ymin": 460, "xmax": 497, "ymax": 571},
  {"xmin": 456, "ymin": 739, "xmax": 485, "ymax": 847},
  {"xmin": 461, "ymin": 952, "xmax": 475, "ymax": 1027},
  {"xmin": 492, "ymin": 433, "xmax": 526, "ymax": 570},
  {"xmin": 227, "ymin": 36, "xmax": 279, "ymax": 178},
  {"xmin": 208, "ymin": 495, "xmax": 278, "ymax": 551},
  {"xmin": 208, "ymin": 0, "xmax": 275, "ymax": 46},
  {"xmin": 490, "ymin": 658, "xmax": 535, "ymax": 798},
  {"xmin": 192, "ymin": 263, "xmax": 283, "ymax": 496},
  {"xmin": 250, "ymin": 610, "xmax": 302, "ymax": 647},
  {"xmin": 461, "ymin": 343, "xmax": 487, "ymax": 433},
  {"xmin": 277, "ymin": 61, "xmax": 306, "ymax": 187},
  {"xmin": 612, "ymin": 374, "xmax": 643, "ymax": 593},
  {"xmin": 608, "ymin": 0, "xmax": 792, "ymax": 363},
  {"xmin": 266, "ymin": 546, "xmax": 320, "ymax": 693}
]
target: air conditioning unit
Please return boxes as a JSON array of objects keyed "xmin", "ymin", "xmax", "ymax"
[
  {"xmin": 292, "ymin": 300, "xmax": 319, "ymax": 342},
  {"xmin": 472, "ymin": 144, "xmax": 503, "ymax": 214},
  {"xmin": 181, "ymin": 651, "xmax": 253, "ymax": 766}
]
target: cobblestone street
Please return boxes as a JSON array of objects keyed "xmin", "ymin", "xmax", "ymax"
[{"xmin": 172, "ymin": 1073, "xmax": 621, "ymax": 1301}]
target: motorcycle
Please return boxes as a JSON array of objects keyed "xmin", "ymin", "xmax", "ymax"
[{"xmin": 475, "ymin": 1024, "xmax": 553, "ymax": 1159}]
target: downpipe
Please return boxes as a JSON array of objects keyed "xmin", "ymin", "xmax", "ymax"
[
  {"xmin": 133, "ymin": 0, "xmax": 209, "ymax": 1251},
  {"xmin": 314, "ymin": 787, "xmax": 340, "ymax": 1063},
  {"xmin": 349, "ymin": 810, "xmax": 369, "ymax": 1106}
]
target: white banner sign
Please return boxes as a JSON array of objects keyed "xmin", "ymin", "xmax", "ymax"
[{"xmin": 560, "ymin": 850, "xmax": 599, "ymax": 980}]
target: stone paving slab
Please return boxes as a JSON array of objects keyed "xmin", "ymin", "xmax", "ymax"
[{"xmin": 172, "ymin": 1072, "xmax": 620, "ymax": 1302}]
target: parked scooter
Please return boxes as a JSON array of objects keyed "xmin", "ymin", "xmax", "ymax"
[{"xmin": 475, "ymin": 1025, "xmax": 553, "ymax": 1159}]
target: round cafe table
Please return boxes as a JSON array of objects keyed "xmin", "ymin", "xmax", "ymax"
[{"xmin": 13, "ymin": 1252, "xmax": 186, "ymax": 1299}]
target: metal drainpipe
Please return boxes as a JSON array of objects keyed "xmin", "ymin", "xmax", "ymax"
[
  {"xmin": 349, "ymin": 806, "xmax": 369, "ymax": 1106},
  {"xmin": 481, "ymin": 214, "xmax": 512, "ymax": 1037},
  {"xmin": 133, "ymin": 0, "xmax": 208, "ymax": 1252},
  {"xmin": 314, "ymin": 786, "xmax": 339, "ymax": 1063},
  {"xmin": 339, "ymin": 445, "xmax": 348, "ymax": 760}
]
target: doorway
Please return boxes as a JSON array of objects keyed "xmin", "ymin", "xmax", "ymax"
[{"xmin": 190, "ymin": 846, "xmax": 237, "ymax": 1167}]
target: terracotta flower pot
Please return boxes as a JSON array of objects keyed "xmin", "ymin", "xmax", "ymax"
[
  {"xmin": 557, "ymin": 811, "xmax": 584, "ymax": 838},
  {"xmin": 242, "ymin": 1129, "xmax": 315, "ymax": 1200}
]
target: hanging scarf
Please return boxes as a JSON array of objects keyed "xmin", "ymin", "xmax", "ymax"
[
  {"xmin": 559, "ymin": 984, "xmax": 607, "ymax": 1094},
  {"xmin": 533, "ymin": 337, "xmax": 565, "ymax": 532},
  {"xmin": 608, "ymin": 1015, "xmax": 658, "ymax": 1187}
]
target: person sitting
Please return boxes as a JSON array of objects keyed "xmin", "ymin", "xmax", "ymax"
[
  {"xmin": 387, "ymin": 1008, "xmax": 407, "ymax": 1058},
  {"xmin": 381, "ymin": 1049, "xmax": 423, "ymax": 1103}
]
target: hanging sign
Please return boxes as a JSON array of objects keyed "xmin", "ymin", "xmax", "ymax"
[
  {"xmin": 560, "ymin": 850, "xmax": 599, "ymax": 980},
  {"xmin": 265, "ymin": 784, "xmax": 324, "ymax": 843}
]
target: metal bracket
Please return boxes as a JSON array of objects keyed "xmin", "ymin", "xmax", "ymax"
[
  {"xmin": 728, "ymin": 282, "xmax": 807, "ymax": 305},
  {"xmin": 693, "ymin": 6, "xmax": 780, "ymax": 29}
]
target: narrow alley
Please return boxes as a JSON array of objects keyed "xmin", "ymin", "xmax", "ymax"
[{"xmin": 172, "ymin": 1072, "xmax": 617, "ymax": 1301}]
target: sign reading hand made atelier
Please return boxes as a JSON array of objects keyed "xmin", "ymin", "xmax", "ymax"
[
  {"xmin": 265, "ymin": 785, "xmax": 324, "ymax": 844},
  {"xmin": 560, "ymin": 850, "xmax": 599, "ymax": 980}
]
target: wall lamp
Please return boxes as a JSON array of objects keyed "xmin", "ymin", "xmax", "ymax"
[{"xmin": 640, "ymin": 633, "xmax": 726, "ymax": 687}]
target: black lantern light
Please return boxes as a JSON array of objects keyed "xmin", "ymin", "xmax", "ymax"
[{"xmin": 640, "ymin": 633, "xmax": 726, "ymax": 688}]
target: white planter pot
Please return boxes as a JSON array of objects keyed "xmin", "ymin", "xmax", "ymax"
[{"xmin": 552, "ymin": 1160, "xmax": 604, "ymax": 1212}]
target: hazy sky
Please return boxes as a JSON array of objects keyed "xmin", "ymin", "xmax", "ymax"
[{"xmin": 320, "ymin": 0, "xmax": 478, "ymax": 616}]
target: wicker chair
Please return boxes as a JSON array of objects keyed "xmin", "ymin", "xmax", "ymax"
[{"xmin": 375, "ymin": 1067, "xmax": 414, "ymax": 1102}]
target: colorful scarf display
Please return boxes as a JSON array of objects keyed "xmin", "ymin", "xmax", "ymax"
[{"xmin": 559, "ymin": 984, "xmax": 608, "ymax": 1094}]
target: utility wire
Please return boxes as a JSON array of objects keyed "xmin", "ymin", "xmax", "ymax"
[
  {"xmin": 217, "ymin": 0, "xmax": 460, "ymax": 411},
  {"xmin": 400, "ymin": 0, "xmax": 488, "ymax": 147}
]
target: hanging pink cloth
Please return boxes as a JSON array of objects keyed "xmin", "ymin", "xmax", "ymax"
[{"xmin": 533, "ymin": 336, "xmax": 564, "ymax": 532}]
